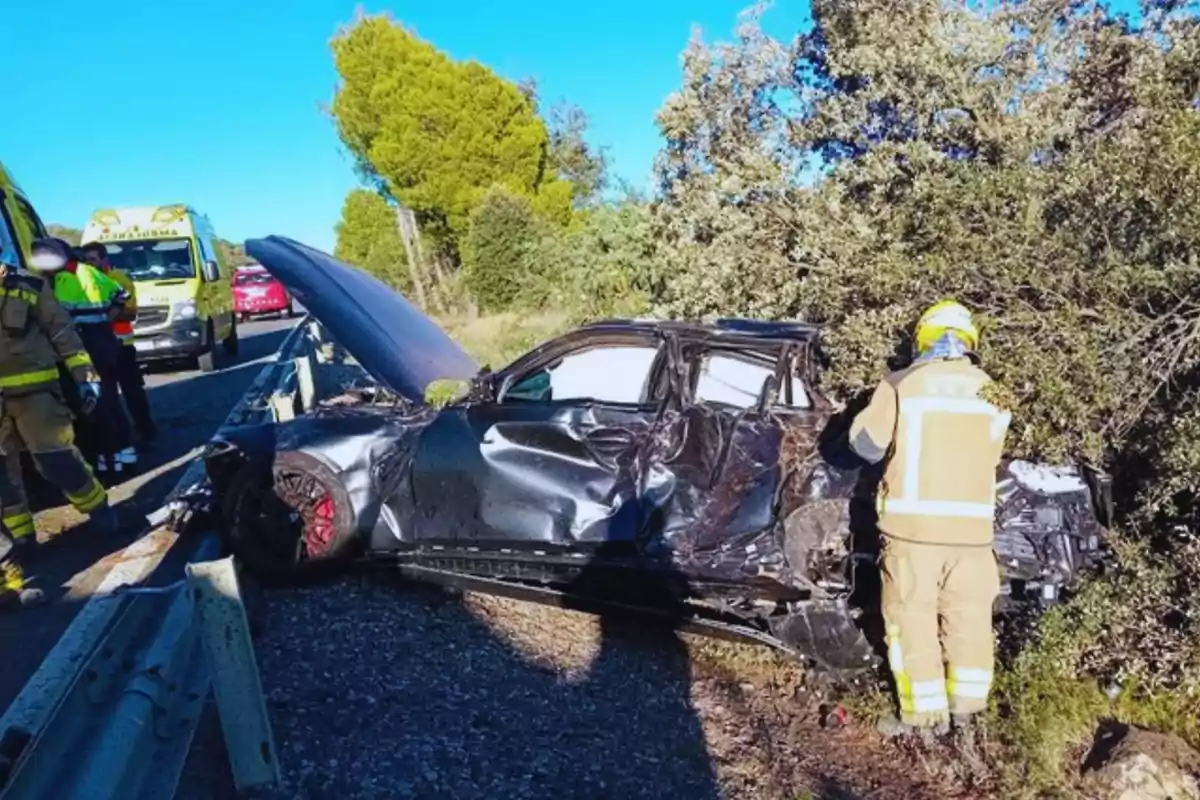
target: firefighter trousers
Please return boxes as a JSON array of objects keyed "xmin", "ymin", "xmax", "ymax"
[
  {"xmin": 0, "ymin": 391, "xmax": 108, "ymax": 544},
  {"xmin": 77, "ymin": 325, "xmax": 132, "ymax": 458},
  {"xmin": 880, "ymin": 537, "xmax": 1001, "ymax": 726},
  {"xmin": 116, "ymin": 343, "xmax": 155, "ymax": 441}
]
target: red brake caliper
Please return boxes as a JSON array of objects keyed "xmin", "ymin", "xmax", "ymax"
[{"xmin": 305, "ymin": 493, "xmax": 336, "ymax": 556}]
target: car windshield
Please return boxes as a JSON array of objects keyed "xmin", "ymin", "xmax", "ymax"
[
  {"xmin": 235, "ymin": 270, "xmax": 275, "ymax": 286},
  {"xmin": 103, "ymin": 238, "xmax": 194, "ymax": 280}
]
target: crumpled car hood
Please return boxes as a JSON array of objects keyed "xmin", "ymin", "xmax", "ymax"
[{"xmin": 245, "ymin": 235, "xmax": 479, "ymax": 403}]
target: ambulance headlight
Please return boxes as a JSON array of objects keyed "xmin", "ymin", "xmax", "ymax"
[{"xmin": 173, "ymin": 299, "xmax": 197, "ymax": 321}]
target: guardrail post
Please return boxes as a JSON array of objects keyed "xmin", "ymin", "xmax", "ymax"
[
  {"xmin": 268, "ymin": 391, "xmax": 297, "ymax": 422},
  {"xmin": 294, "ymin": 354, "xmax": 315, "ymax": 412},
  {"xmin": 185, "ymin": 557, "xmax": 281, "ymax": 792}
]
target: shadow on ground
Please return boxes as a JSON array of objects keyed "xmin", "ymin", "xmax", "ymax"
[{"xmin": 182, "ymin": 570, "xmax": 725, "ymax": 800}]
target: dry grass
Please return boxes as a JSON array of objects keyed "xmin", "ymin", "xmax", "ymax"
[{"xmin": 437, "ymin": 310, "xmax": 573, "ymax": 368}]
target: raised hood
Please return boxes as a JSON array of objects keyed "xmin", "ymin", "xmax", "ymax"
[{"xmin": 245, "ymin": 236, "xmax": 478, "ymax": 403}]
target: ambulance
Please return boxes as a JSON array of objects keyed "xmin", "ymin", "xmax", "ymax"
[
  {"xmin": 82, "ymin": 205, "xmax": 237, "ymax": 372},
  {"xmin": 0, "ymin": 160, "xmax": 50, "ymax": 269}
]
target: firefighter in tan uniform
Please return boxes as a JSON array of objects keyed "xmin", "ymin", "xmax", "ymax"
[
  {"xmin": 0, "ymin": 251, "xmax": 119, "ymax": 610},
  {"xmin": 848, "ymin": 300, "xmax": 1010, "ymax": 737}
]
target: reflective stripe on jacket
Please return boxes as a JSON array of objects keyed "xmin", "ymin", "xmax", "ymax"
[
  {"xmin": 0, "ymin": 267, "xmax": 93, "ymax": 395},
  {"xmin": 53, "ymin": 262, "xmax": 129, "ymax": 326},
  {"xmin": 105, "ymin": 268, "xmax": 137, "ymax": 339},
  {"xmin": 848, "ymin": 357, "xmax": 1010, "ymax": 546}
]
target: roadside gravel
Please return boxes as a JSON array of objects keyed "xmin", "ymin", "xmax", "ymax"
[{"xmin": 180, "ymin": 574, "xmax": 975, "ymax": 800}]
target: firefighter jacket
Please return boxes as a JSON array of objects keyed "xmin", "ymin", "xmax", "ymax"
[
  {"xmin": 848, "ymin": 355, "xmax": 1011, "ymax": 547},
  {"xmin": 0, "ymin": 266, "xmax": 94, "ymax": 395},
  {"xmin": 103, "ymin": 267, "xmax": 137, "ymax": 340},
  {"xmin": 53, "ymin": 261, "xmax": 129, "ymax": 329}
]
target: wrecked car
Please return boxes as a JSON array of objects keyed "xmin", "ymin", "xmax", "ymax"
[{"xmin": 204, "ymin": 236, "xmax": 1112, "ymax": 673}]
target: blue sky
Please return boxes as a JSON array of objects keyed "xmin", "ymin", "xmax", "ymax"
[
  {"xmin": 4, "ymin": 1, "xmax": 1141, "ymax": 253},
  {"xmin": 4, "ymin": 1, "xmax": 810, "ymax": 252}
]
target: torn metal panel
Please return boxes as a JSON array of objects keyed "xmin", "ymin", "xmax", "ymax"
[{"xmin": 994, "ymin": 459, "xmax": 1109, "ymax": 604}]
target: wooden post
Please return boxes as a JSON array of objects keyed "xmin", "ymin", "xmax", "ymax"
[{"xmin": 395, "ymin": 205, "xmax": 427, "ymax": 310}]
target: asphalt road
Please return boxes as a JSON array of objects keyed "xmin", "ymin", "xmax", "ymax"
[{"xmin": 0, "ymin": 314, "xmax": 299, "ymax": 720}]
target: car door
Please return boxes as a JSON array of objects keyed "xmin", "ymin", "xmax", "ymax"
[
  {"xmin": 195, "ymin": 232, "xmax": 232, "ymax": 338},
  {"xmin": 408, "ymin": 333, "xmax": 671, "ymax": 550}
]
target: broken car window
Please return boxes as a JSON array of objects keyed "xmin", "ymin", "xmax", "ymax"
[
  {"xmin": 505, "ymin": 345, "xmax": 659, "ymax": 405},
  {"xmin": 696, "ymin": 352, "xmax": 811, "ymax": 410}
]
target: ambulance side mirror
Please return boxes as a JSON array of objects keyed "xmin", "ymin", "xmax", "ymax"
[{"xmin": 202, "ymin": 259, "xmax": 221, "ymax": 282}]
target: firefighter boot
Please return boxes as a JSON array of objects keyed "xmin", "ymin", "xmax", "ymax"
[
  {"xmin": 876, "ymin": 714, "xmax": 949, "ymax": 743},
  {"xmin": 0, "ymin": 559, "xmax": 46, "ymax": 611},
  {"xmin": 85, "ymin": 502, "xmax": 121, "ymax": 537},
  {"xmin": 10, "ymin": 534, "xmax": 37, "ymax": 564},
  {"xmin": 951, "ymin": 713, "xmax": 987, "ymax": 774}
]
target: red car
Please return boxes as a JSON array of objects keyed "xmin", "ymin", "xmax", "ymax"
[{"xmin": 233, "ymin": 264, "xmax": 295, "ymax": 321}]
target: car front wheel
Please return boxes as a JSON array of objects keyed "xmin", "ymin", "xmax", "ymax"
[
  {"xmin": 223, "ymin": 316, "xmax": 239, "ymax": 357},
  {"xmin": 195, "ymin": 321, "xmax": 218, "ymax": 372},
  {"xmin": 219, "ymin": 451, "xmax": 357, "ymax": 585}
]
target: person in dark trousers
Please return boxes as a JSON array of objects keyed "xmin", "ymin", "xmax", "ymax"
[
  {"xmin": 29, "ymin": 238, "xmax": 134, "ymax": 477},
  {"xmin": 78, "ymin": 242, "xmax": 157, "ymax": 448}
]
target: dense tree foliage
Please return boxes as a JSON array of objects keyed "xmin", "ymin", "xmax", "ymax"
[
  {"xmin": 333, "ymin": 188, "xmax": 412, "ymax": 293},
  {"xmin": 217, "ymin": 239, "xmax": 252, "ymax": 268},
  {"xmin": 461, "ymin": 187, "xmax": 540, "ymax": 312},
  {"xmin": 330, "ymin": 13, "xmax": 573, "ymax": 259},
  {"xmin": 656, "ymin": 0, "xmax": 1200, "ymax": 485}
]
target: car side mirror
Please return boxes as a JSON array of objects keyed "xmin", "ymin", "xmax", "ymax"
[
  {"xmin": 472, "ymin": 370, "xmax": 498, "ymax": 403},
  {"xmin": 202, "ymin": 259, "xmax": 220, "ymax": 282}
]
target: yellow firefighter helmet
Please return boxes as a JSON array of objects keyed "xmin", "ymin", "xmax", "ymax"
[{"xmin": 915, "ymin": 300, "xmax": 979, "ymax": 354}]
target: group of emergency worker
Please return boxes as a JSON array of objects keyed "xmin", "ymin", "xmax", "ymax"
[{"xmin": 0, "ymin": 237, "xmax": 157, "ymax": 611}]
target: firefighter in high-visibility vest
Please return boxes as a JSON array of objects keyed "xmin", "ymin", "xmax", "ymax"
[
  {"xmin": 30, "ymin": 238, "xmax": 134, "ymax": 475},
  {"xmin": 78, "ymin": 241, "xmax": 157, "ymax": 447},
  {"xmin": 848, "ymin": 300, "xmax": 1009, "ymax": 739},
  {"xmin": 0, "ymin": 248, "xmax": 120, "ymax": 610}
]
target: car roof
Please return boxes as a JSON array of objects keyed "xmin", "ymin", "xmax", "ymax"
[{"xmin": 576, "ymin": 317, "xmax": 821, "ymax": 343}]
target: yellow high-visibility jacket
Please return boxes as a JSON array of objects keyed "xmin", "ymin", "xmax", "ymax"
[
  {"xmin": 849, "ymin": 356, "xmax": 1011, "ymax": 547},
  {"xmin": 52, "ymin": 262, "xmax": 129, "ymax": 328},
  {"xmin": 0, "ymin": 266, "xmax": 93, "ymax": 395}
]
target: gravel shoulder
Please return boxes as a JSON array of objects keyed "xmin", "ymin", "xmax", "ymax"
[{"xmin": 180, "ymin": 574, "xmax": 983, "ymax": 800}]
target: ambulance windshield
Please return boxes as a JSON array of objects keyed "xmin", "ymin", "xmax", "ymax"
[{"xmin": 103, "ymin": 238, "xmax": 195, "ymax": 281}]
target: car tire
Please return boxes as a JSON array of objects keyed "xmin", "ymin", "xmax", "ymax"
[
  {"xmin": 286, "ymin": 301, "xmax": 296, "ymax": 319},
  {"xmin": 197, "ymin": 321, "xmax": 217, "ymax": 373},
  {"xmin": 219, "ymin": 451, "xmax": 357, "ymax": 586},
  {"xmin": 223, "ymin": 316, "xmax": 239, "ymax": 358}
]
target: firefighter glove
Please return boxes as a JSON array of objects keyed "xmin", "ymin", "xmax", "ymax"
[{"xmin": 78, "ymin": 381, "xmax": 101, "ymax": 415}]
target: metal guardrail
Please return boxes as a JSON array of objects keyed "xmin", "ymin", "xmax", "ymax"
[{"xmin": 0, "ymin": 316, "xmax": 347, "ymax": 799}]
